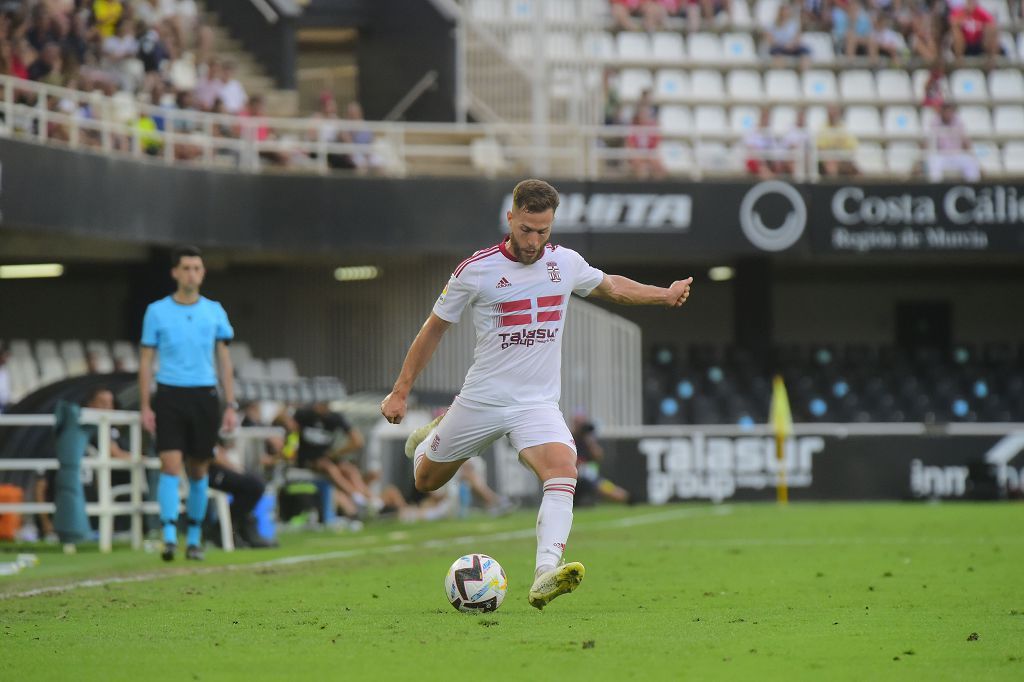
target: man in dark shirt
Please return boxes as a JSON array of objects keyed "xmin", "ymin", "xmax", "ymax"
[{"xmin": 571, "ymin": 412, "xmax": 630, "ymax": 505}]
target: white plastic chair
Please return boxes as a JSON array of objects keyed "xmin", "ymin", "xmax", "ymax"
[
  {"xmin": 1002, "ymin": 141, "xmax": 1024, "ymax": 172},
  {"xmin": 470, "ymin": 0, "xmax": 504, "ymax": 21},
  {"xmin": 659, "ymin": 142, "xmax": 694, "ymax": 175},
  {"xmin": 993, "ymin": 105, "xmax": 1024, "ymax": 134},
  {"xmin": 651, "ymin": 32, "xmax": 685, "ymax": 62},
  {"xmin": 803, "ymin": 70, "xmax": 838, "ymax": 102},
  {"xmin": 765, "ymin": 70, "xmax": 801, "ymax": 102},
  {"xmin": 506, "ymin": 0, "xmax": 535, "ymax": 21},
  {"xmin": 845, "ymin": 106, "xmax": 882, "ymax": 136},
  {"xmin": 840, "ymin": 70, "xmax": 877, "ymax": 102},
  {"xmin": 581, "ymin": 31, "xmax": 615, "ymax": 60},
  {"xmin": 855, "ymin": 142, "xmax": 886, "ymax": 175},
  {"xmin": 546, "ymin": 32, "xmax": 578, "ymax": 61},
  {"xmin": 886, "ymin": 142, "xmax": 921, "ymax": 176},
  {"xmin": 770, "ymin": 105, "xmax": 797, "ymax": 135},
  {"xmin": 730, "ymin": 106, "xmax": 761, "ymax": 134},
  {"xmin": 972, "ymin": 141, "xmax": 1002, "ymax": 175},
  {"xmin": 688, "ymin": 33, "xmax": 723, "ymax": 63},
  {"xmin": 617, "ymin": 32, "xmax": 652, "ymax": 61},
  {"xmin": 721, "ymin": 33, "xmax": 757, "ymax": 63},
  {"xmin": 989, "ymin": 70, "xmax": 1024, "ymax": 102},
  {"xmin": 691, "ymin": 70, "xmax": 726, "ymax": 102},
  {"xmin": 619, "ymin": 69, "xmax": 654, "ymax": 100},
  {"xmin": 695, "ymin": 106, "xmax": 728, "ymax": 135},
  {"xmin": 960, "ymin": 105, "xmax": 993, "ymax": 135},
  {"xmin": 803, "ymin": 32, "xmax": 835, "ymax": 64},
  {"xmin": 544, "ymin": 0, "xmax": 578, "ymax": 22},
  {"xmin": 883, "ymin": 106, "xmax": 921, "ymax": 136},
  {"xmin": 876, "ymin": 70, "xmax": 913, "ymax": 104},
  {"xmin": 655, "ymin": 69, "xmax": 689, "ymax": 102},
  {"xmin": 754, "ymin": 0, "xmax": 781, "ymax": 30},
  {"xmin": 659, "ymin": 105, "xmax": 693, "ymax": 135},
  {"xmin": 951, "ymin": 69, "xmax": 989, "ymax": 103},
  {"xmin": 727, "ymin": 70, "xmax": 763, "ymax": 101}
]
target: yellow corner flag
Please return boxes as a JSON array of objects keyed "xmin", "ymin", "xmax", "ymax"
[{"xmin": 769, "ymin": 375, "xmax": 793, "ymax": 504}]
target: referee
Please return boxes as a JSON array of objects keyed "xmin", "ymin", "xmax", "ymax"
[{"xmin": 139, "ymin": 246, "xmax": 238, "ymax": 561}]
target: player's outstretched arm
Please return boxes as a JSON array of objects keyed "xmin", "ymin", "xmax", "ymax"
[
  {"xmin": 588, "ymin": 274, "xmax": 692, "ymax": 307},
  {"xmin": 381, "ymin": 313, "xmax": 452, "ymax": 424}
]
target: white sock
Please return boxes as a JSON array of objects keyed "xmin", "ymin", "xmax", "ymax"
[{"xmin": 535, "ymin": 477, "xmax": 576, "ymax": 575}]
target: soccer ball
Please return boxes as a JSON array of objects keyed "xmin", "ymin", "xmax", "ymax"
[{"xmin": 444, "ymin": 554, "xmax": 507, "ymax": 613}]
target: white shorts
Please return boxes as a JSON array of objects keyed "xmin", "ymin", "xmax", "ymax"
[{"xmin": 416, "ymin": 396, "xmax": 576, "ymax": 464}]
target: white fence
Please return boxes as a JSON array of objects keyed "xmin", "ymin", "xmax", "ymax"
[{"xmin": 0, "ymin": 412, "xmax": 281, "ymax": 553}]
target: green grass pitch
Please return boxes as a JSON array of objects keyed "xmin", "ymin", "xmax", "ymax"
[{"xmin": 2, "ymin": 503, "xmax": 1022, "ymax": 681}]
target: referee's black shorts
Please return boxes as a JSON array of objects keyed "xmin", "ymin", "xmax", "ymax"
[{"xmin": 154, "ymin": 384, "xmax": 221, "ymax": 459}]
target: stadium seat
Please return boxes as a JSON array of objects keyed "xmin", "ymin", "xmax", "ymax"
[
  {"xmin": 727, "ymin": 70, "xmax": 763, "ymax": 101},
  {"xmin": 691, "ymin": 70, "xmax": 726, "ymax": 102},
  {"xmin": 38, "ymin": 356, "xmax": 66, "ymax": 384},
  {"xmin": 689, "ymin": 33, "xmax": 723, "ymax": 63},
  {"xmin": 543, "ymin": 0, "xmax": 578, "ymax": 22},
  {"xmin": 239, "ymin": 358, "xmax": 269, "ymax": 381},
  {"xmin": 112, "ymin": 341, "xmax": 139, "ymax": 371},
  {"xmin": 911, "ymin": 68, "xmax": 933, "ymax": 101},
  {"xmin": 659, "ymin": 141, "xmax": 693, "ymax": 174},
  {"xmin": 268, "ymin": 358, "xmax": 299, "ymax": 382},
  {"xmin": 471, "ymin": 138, "xmax": 507, "ymax": 176},
  {"xmin": 509, "ymin": 32, "xmax": 532, "ymax": 60},
  {"xmin": 695, "ymin": 106, "xmax": 728, "ymax": 135},
  {"xmin": 617, "ymin": 32, "xmax": 652, "ymax": 61},
  {"xmin": 972, "ymin": 142, "xmax": 1003, "ymax": 175},
  {"xmin": 697, "ymin": 141, "xmax": 742, "ymax": 172},
  {"xmin": 651, "ymin": 32, "xmax": 685, "ymax": 62},
  {"xmin": 951, "ymin": 69, "xmax": 988, "ymax": 103},
  {"xmin": 886, "ymin": 142, "xmax": 921, "ymax": 176},
  {"xmin": 960, "ymin": 105, "xmax": 993, "ymax": 136},
  {"xmin": 993, "ymin": 105, "xmax": 1024, "ymax": 135},
  {"xmin": 754, "ymin": 0, "xmax": 781, "ymax": 29},
  {"xmin": 839, "ymin": 70, "xmax": 876, "ymax": 102},
  {"xmin": 806, "ymin": 105, "xmax": 828, "ymax": 133},
  {"xmin": 581, "ymin": 31, "xmax": 615, "ymax": 60},
  {"xmin": 770, "ymin": 105, "xmax": 797, "ymax": 134},
  {"xmin": 876, "ymin": 70, "xmax": 913, "ymax": 104},
  {"xmin": 883, "ymin": 106, "xmax": 921, "ymax": 136},
  {"xmin": 980, "ymin": 0, "xmax": 1011, "ymax": 25},
  {"xmin": 803, "ymin": 32, "xmax": 835, "ymax": 64},
  {"xmin": 228, "ymin": 341, "xmax": 253, "ymax": 368},
  {"xmin": 721, "ymin": 33, "xmax": 757, "ymax": 63},
  {"xmin": 655, "ymin": 69, "xmax": 689, "ymax": 102},
  {"xmin": 999, "ymin": 31, "xmax": 1017, "ymax": 62},
  {"xmin": 854, "ymin": 142, "xmax": 886, "ymax": 175},
  {"xmin": 8, "ymin": 339, "xmax": 31, "ymax": 358},
  {"xmin": 86, "ymin": 340, "xmax": 111, "ymax": 359},
  {"xmin": 546, "ymin": 32, "xmax": 578, "ymax": 61},
  {"xmin": 1003, "ymin": 142, "xmax": 1024, "ymax": 172},
  {"xmin": 989, "ymin": 69, "xmax": 1024, "ymax": 102},
  {"xmin": 803, "ymin": 70, "xmax": 838, "ymax": 102},
  {"xmin": 765, "ymin": 70, "xmax": 800, "ymax": 102},
  {"xmin": 60, "ymin": 340, "xmax": 87, "ymax": 377},
  {"xmin": 618, "ymin": 68, "xmax": 653, "ymax": 100},
  {"xmin": 658, "ymin": 105, "xmax": 693, "ymax": 134},
  {"xmin": 470, "ymin": 0, "xmax": 504, "ymax": 21},
  {"xmin": 845, "ymin": 106, "xmax": 882, "ymax": 136},
  {"xmin": 506, "ymin": 0, "xmax": 534, "ymax": 21},
  {"xmin": 35, "ymin": 340, "xmax": 59, "ymax": 360},
  {"xmin": 730, "ymin": 105, "xmax": 761, "ymax": 134}
]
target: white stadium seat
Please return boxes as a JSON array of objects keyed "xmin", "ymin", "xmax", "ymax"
[
  {"xmin": 972, "ymin": 141, "xmax": 1003, "ymax": 174},
  {"xmin": 765, "ymin": 70, "xmax": 800, "ymax": 102},
  {"xmin": 268, "ymin": 358, "xmax": 299, "ymax": 382},
  {"xmin": 770, "ymin": 105, "xmax": 796, "ymax": 135},
  {"xmin": 470, "ymin": 0, "xmax": 504, "ymax": 21},
  {"xmin": 581, "ymin": 31, "xmax": 615, "ymax": 60},
  {"xmin": 1002, "ymin": 141, "xmax": 1024, "ymax": 172},
  {"xmin": 840, "ymin": 70, "xmax": 877, "ymax": 102},
  {"xmin": 727, "ymin": 70, "xmax": 763, "ymax": 101},
  {"xmin": 86, "ymin": 340, "xmax": 111, "ymax": 359},
  {"xmin": 546, "ymin": 32, "xmax": 578, "ymax": 60},
  {"xmin": 951, "ymin": 69, "xmax": 988, "ymax": 103},
  {"xmin": 695, "ymin": 105, "xmax": 728, "ymax": 135},
  {"xmin": 659, "ymin": 142, "xmax": 693, "ymax": 174},
  {"xmin": 691, "ymin": 69, "xmax": 726, "ymax": 102},
  {"xmin": 39, "ymin": 356, "xmax": 66, "ymax": 384},
  {"xmin": 689, "ymin": 33, "xmax": 723, "ymax": 63},
  {"xmin": 509, "ymin": 32, "xmax": 532, "ymax": 60},
  {"xmin": 506, "ymin": 0, "xmax": 534, "ymax": 21},
  {"xmin": 618, "ymin": 68, "xmax": 653, "ymax": 100},
  {"xmin": 806, "ymin": 105, "xmax": 828, "ymax": 133},
  {"xmin": 35, "ymin": 340, "xmax": 59, "ymax": 360},
  {"xmin": 9, "ymin": 339, "xmax": 31, "ymax": 358},
  {"xmin": 228, "ymin": 341, "xmax": 253, "ymax": 368},
  {"xmin": 617, "ymin": 32, "xmax": 652, "ymax": 61},
  {"xmin": 876, "ymin": 70, "xmax": 913, "ymax": 103},
  {"xmin": 803, "ymin": 32, "xmax": 835, "ymax": 64},
  {"xmin": 655, "ymin": 69, "xmax": 689, "ymax": 102},
  {"xmin": 803, "ymin": 70, "xmax": 838, "ymax": 102},
  {"xmin": 994, "ymin": 105, "xmax": 1024, "ymax": 135},
  {"xmin": 883, "ymin": 106, "xmax": 921, "ymax": 136},
  {"xmin": 721, "ymin": 33, "xmax": 757, "ymax": 63},
  {"xmin": 697, "ymin": 141, "xmax": 742, "ymax": 172},
  {"xmin": 886, "ymin": 142, "xmax": 921, "ymax": 176},
  {"xmin": 989, "ymin": 70, "xmax": 1024, "ymax": 102},
  {"xmin": 730, "ymin": 106, "xmax": 761, "ymax": 134},
  {"xmin": 544, "ymin": 0, "xmax": 578, "ymax": 22},
  {"xmin": 659, "ymin": 105, "xmax": 693, "ymax": 134},
  {"xmin": 651, "ymin": 32, "xmax": 685, "ymax": 62},
  {"xmin": 980, "ymin": 0, "xmax": 1011, "ymax": 25},
  {"xmin": 960, "ymin": 105, "xmax": 993, "ymax": 135},
  {"xmin": 912, "ymin": 69, "xmax": 932, "ymax": 101},
  {"xmin": 845, "ymin": 106, "xmax": 882, "ymax": 136},
  {"xmin": 731, "ymin": 0, "xmax": 754, "ymax": 29},
  {"xmin": 855, "ymin": 142, "xmax": 886, "ymax": 175},
  {"xmin": 754, "ymin": 0, "xmax": 781, "ymax": 30}
]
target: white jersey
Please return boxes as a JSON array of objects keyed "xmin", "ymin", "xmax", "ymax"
[{"xmin": 433, "ymin": 240, "xmax": 604, "ymax": 407}]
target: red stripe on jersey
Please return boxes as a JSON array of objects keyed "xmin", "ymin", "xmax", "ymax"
[
  {"xmin": 498, "ymin": 299, "xmax": 531, "ymax": 313},
  {"xmin": 537, "ymin": 310, "xmax": 562, "ymax": 322},
  {"xmin": 500, "ymin": 314, "xmax": 532, "ymax": 327},
  {"xmin": 536, "ymin": 295, "xmax": 564, "ymax": 308},
  {"xmin": 453, "ymin": 246, "xmax": 500, "ymax": 278}
]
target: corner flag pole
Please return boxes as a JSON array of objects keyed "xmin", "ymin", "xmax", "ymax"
[{"xmin": 770, "ymin": 375, "xmax": 793, "ymax": 505}]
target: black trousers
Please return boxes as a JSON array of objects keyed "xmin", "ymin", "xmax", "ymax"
[{"xmin": 208, "ymin": 463, "xmax": 265, "ymax": 524}]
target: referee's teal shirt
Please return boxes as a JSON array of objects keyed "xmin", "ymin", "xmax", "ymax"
[{"xmin": 141, "ymin": 296, "xmax": 234, "ymax": 387}]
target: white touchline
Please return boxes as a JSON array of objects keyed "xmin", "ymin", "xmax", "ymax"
[{"xmin": 0, "ymin": 506, "xmax": 733, "ymax": 600}]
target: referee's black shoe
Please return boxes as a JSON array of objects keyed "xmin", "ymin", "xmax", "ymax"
[
  {"xmin": 161, "ymin": 543, "xmax": 176, "ymax": 562},
  {"xmin": 186, "ymin": 545, "xmax": 205, "ymax": 561}
]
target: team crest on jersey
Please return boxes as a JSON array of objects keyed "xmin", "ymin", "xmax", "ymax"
[
  {"xmin": 546, "ymin": 261, "xmax": 561, "ymax": 282},
  {"xmin": 437, "ymin": 283, "xmax": 448, "ymax": 304}
]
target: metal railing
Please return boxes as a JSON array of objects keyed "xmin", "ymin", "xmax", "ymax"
[{"xmin": 1, "ymin": 75, "xmax": 1016, "ymax": 181}]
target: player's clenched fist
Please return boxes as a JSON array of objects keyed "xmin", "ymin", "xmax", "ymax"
[
  {"xmin": 666, "ymin": 277, "xmax": 692, "ymax": 307},
  {"xmin": 380, "ymin": 391, "xmax": 407, "ymax": 424}
]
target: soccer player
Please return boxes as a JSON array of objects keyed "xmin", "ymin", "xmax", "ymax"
[
  {"xmin": 139, "ymin": 246, "xmax": 238, "ymax": 561},
  {"xmin": 380, "ymin": 179, "xmax": 691, "ymax": 609}
]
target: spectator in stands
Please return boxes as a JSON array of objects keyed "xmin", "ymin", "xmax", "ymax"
[
  {"xmin": 135, "ymin": 108, "xmax": 162, "ymax": 155},
  {"xmin": 138, "ymin": 22, "xmax": 171, "ymax": 76},
  {"xmin": 816, "ymin": 104, "xmax": 858, "ymax": 176},
  {"xmin": 745, "ymin": 107, "xmax": 781, "ymax": 178},
  {"xmin": 949, "ymin": 0, "xmax": 999, "ymax": 65},
  {"xmin": 102, "ymin": 19, "xmax": 141, "ymax": 92},
  {"xmin": 571, "ymin": 413, "xmax": 630, "ymax": 506},
  {"xmin": 0, "ymin": 343, "xmax": 10, "ymax": 413},
  {"xmin": 92, "ymin": 0, "xmax": 124, "ymax": 40},
  {"xmin": 340, "ymin": 101, "xmax": 382, "ymax": 174},
  {"xmin": 873, "ymin": 15, "xmax": 907, "ymax": 64},
  {"xmin": 927, "ymin": 102, "xmax": 981, "ymax": 183},
  {"xmin": 611, "ymin": 0, "xmax": 682, "ymax": 32},
  {"xmin": 801, "ymin": 0, "xmax": 828, "ymax": 30},
  {"xmin": 219, "ymin": 61, "xmax": 247, "ymax": 114},
  {"xmin": 28, "ymin": 42, "xmax": 64, "ymax": 85},
  {"xmin": 832, "ymin": 0, "xmax": 876, "ymax": 59},
  {"xmin": 908, "ymin": 2, "xmax": 940, "ymax": 63},
  {"xmin": 626, "ymin": 105, "xmax": 665, "ymax": 179},
  {"xmin": 780, "ymin": 107, "xmax": 810, "ymax": 177},
  {"xmin": 194, "ymin": 58, "xmax": 223, "ymax": 110},
  {"xmin": 766, "ymin": 2, "xmax": 811, "ymax": 69},
  {"xmin": 686, "ymin": 0, "xmax": 732, "ymax": 32},
  {"xmin": 921, "ymin": 60, "xmax": 949, "ymax": 110},
  {"xmin": 0, "ymin": 39, "xmax": 29, "ymax": 80}
]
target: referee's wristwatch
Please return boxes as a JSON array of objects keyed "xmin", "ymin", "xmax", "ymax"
[{"xmin": 226, "ymin": 401, "xmax": 240, "ymax": 410}]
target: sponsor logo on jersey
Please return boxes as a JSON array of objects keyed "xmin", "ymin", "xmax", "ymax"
[
  {"xmin": 430, "ymin": 434, "xmax": 441, "ymax": 452},
  {"xmin": 546, "ymin": 261, "xmax": 561, "ymax": 282},
  {"xmin": 496, "ymin": 276, "xmax": 512, "ymax": 288},
  {"xmin": 498, "ymin": 328, "xmax": 558, "ymax": 350}
]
